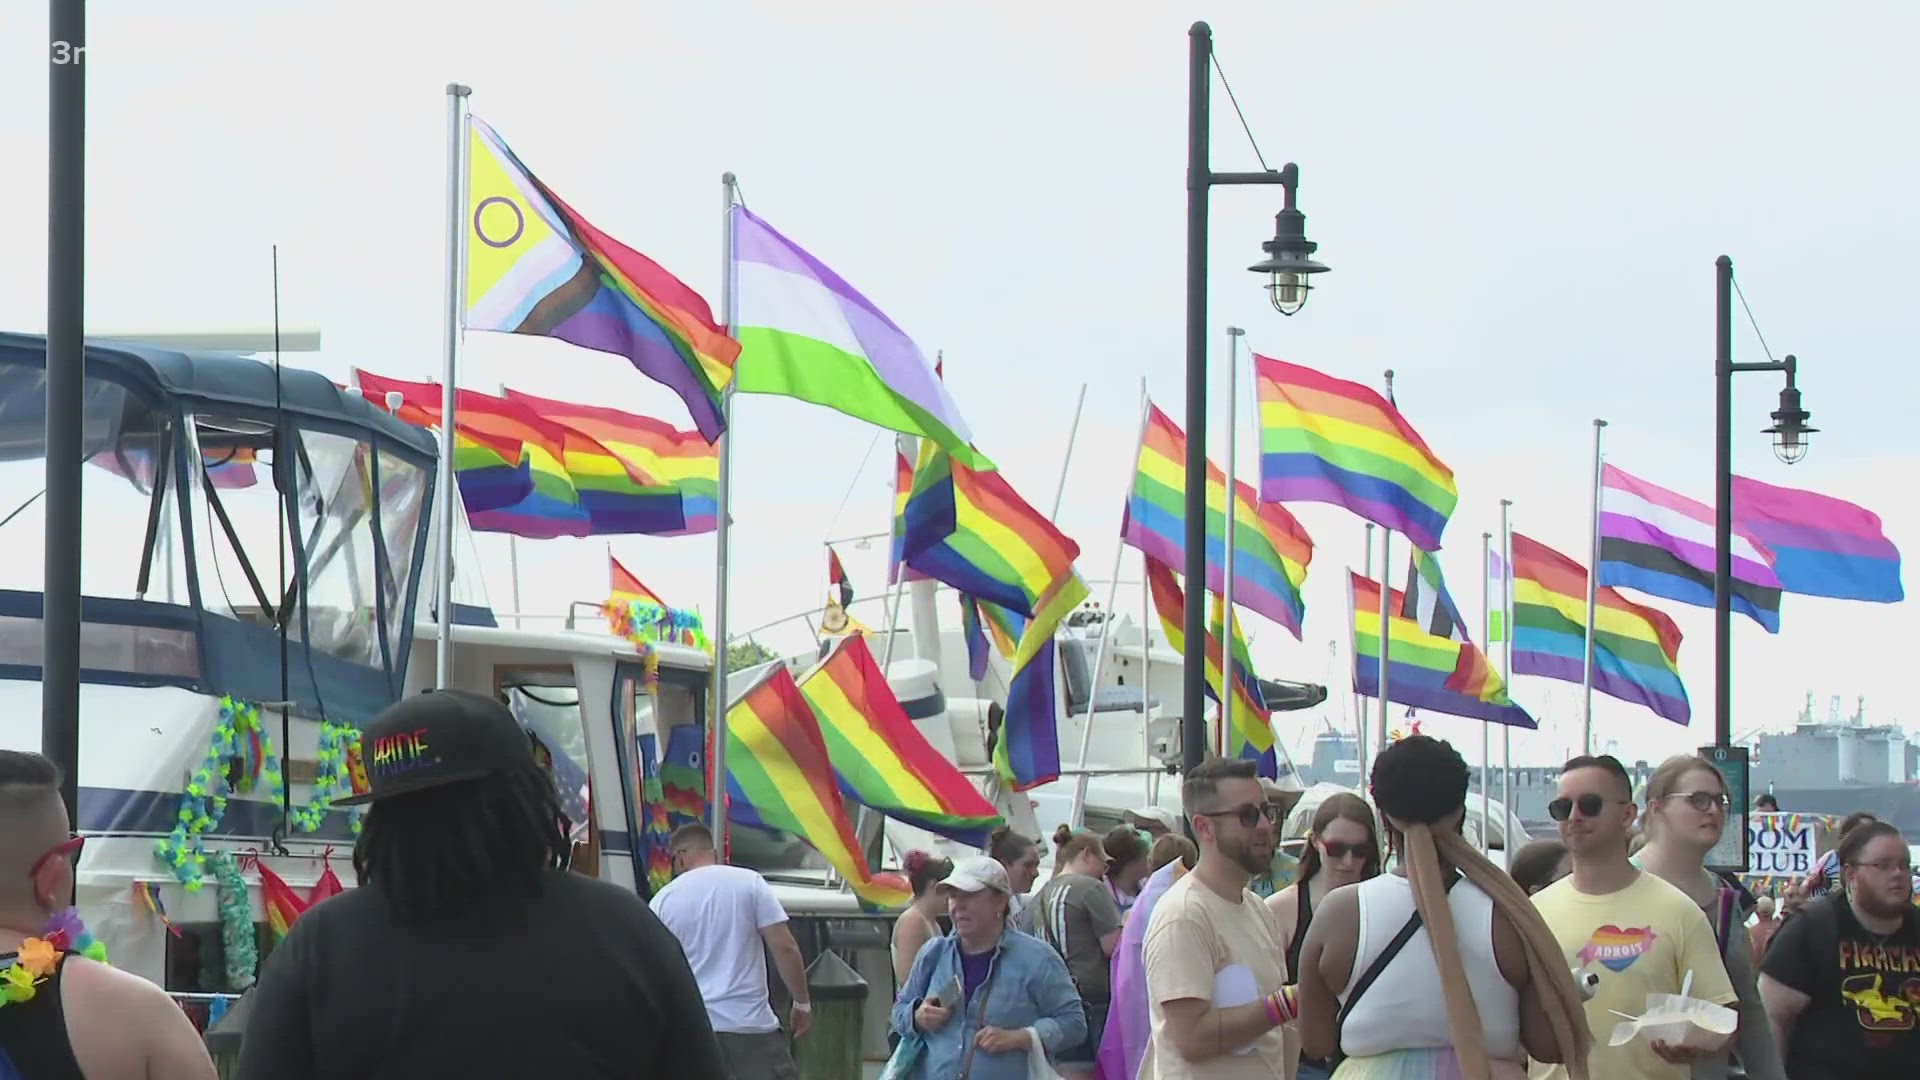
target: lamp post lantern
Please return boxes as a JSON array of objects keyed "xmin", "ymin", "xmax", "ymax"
[
  {"xmin": 1713, "ymin": 255, "xmax": 1813, "ymax": 750},
  {"xmin": 1182, "ymin": 21, "xmax": 1330, "ymax": 773}
]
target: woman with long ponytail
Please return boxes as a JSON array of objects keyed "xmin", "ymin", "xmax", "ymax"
[{"xmin": 1294, "ymin": 735, "xmax": 1593, "ymax": 1080}]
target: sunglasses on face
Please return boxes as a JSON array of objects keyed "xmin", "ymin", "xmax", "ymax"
[
  {"xmin": 1201, "ymin": 803, "xmax": 1280, "ymax": 828},
  {"xmin": 1548, "ymin": 794, "xmax": 1622, "ymax": 821},
  {"xmin": 1318, "ymin": 840, "xmax": 1368, "ymax": 860},
  {"xmin": 28, "ymin": 834, "xmax": 85, "ymax": 878},
  {"xmin": 1662, "ymin": 791, "xmax": 1730, "ymax": 813}
]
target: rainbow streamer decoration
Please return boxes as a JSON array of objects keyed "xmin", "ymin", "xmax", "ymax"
[
  {"xmin": 799, "ymin": 635, "xmax": 1004, "ymax": 845},
  {"xmin": 466, "ymin": 117, "xmax": 738, "ymax": 439},
  {"xmin": 1350, "ymin": 571, "xmax": 1536, "ymax": 729},
  {"xmin": 504, "ymin": 388, "xmax": 718, "ymax": 535},
  {"xmin": 724, "ymin": 666, "xmax": 911, "ymax": 909},
  {"xmin": 1143, "ymin": 556, "xmax": 1275, "ymax": 764},
  {"xmin": 899, "ymin": 439, "xmax": 1086, "ymax": 789},
  {"xmin": 1122, "ymin": 402, "xmax": 1312, "ymax": 636},
  {"xmin": 1732, "ymin": 475, "xmax": 1904, "ymax": 603},
  {"xmin": 1510, "ymin": 532, "xmax": 1690, "ymax": 724},
  {"xmin": 1255, "ymin": 356, "xmax": 1458, "ymax": 552},
  {"xmin": 133, "ymin": 882, "xmax": 181, "ymax": 938}
]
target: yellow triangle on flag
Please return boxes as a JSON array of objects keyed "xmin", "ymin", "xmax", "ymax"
[{"xmin": 465, "ymin": 119, "xmax": 582, "ymax": 329}]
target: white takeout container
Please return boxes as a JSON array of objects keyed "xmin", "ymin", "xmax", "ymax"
[{"xmin": 1607, "ymin": 993, "xmax": 1737, "ymax": 1050}]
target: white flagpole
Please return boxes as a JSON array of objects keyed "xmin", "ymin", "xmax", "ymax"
[
  {"xmin": 1140, "ymin": 376, "xmax": 1156, "ymax": 806},
  {"xmin": 1049, "ymin": 383, "xmax": 1089, "ymax": 521},
  {"xmin": 508, "ymin": 536, "xmax": 523, "ymax": 629},
  {"xmin": 1480, "ymin": 530, "xmax": 1492, "ymax": 846},
  {"xmin": 434, "ymin": 83, "xmax": 471, "ymax": 690},
  {"xmin": 1358, "ymin": 522, "xmax": 1374, "ymax": 770},
  {"xmin": 708, "ymin": 172, "xmax": 739, "ymax": 843},
  {"xmin": 1068, "ymin": 385, "xmax": 1154, "ymax": 828},
  {"xmin": 1221, "ymin": 327, "xmax": 1244, "ymax": 758},
  {"xmin": 1581, "ymin": 418, "xmax": 1608, "ymax": 755},
  {"xmin": 1500, "ymin": 498, "xmax": 1514, "ymax": 861},
  {"xmin": 1376, "ymin": 526, "xmax": 1391, "ymax": 773}
]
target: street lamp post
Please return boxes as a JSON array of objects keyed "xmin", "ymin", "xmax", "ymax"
[
  {"xmin": 1182, "ymin": 21, "xmax": 1330, "ymax": 773},
  {"xmin": 1714, "ymin": 255, "xmax": 1814, "ymax": 750},
  {"xmin": 46, "ymin": 0, "xmax": 87, "ymax": 822}
]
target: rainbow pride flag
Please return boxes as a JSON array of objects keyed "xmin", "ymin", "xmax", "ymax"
[
  {"xmin": 724, "ymin": 665, "xmax": 911, "ymax": 909},
  {"xmin": 350, "ymin": 372, "xmax": 533, "ymax": 512},
  {"xmin": 504, "ymin": 388, "xmax": 718, "ymax": 535},
  {"xmin": 609, "ymin": 554, "xmax": 666, "ymax": 608},
  {"xmin": 93, "ymin": 447, "xmax": 260, "ymax": 492},
  {"xmin": 465, "ymin": 118, "xmax": 738, "ymax": 440},
  {"xmin": 253, "ymin": 861, "xmax": 309, "ymax": 945},
  {"xmin": 1350, "ymin": 570, "xmax": 1535, "ymax": 729},
  {"xmin": 888, "ymin": 447, "xmax": 931, "ymax": 584},
  {"xmin": 1122, "ymin": 403, "xmax": 1312, "ymax": 636},
  {"xmin": 1510, "ymin": 533, "xmax": 1689, "ymax": 725},
  {"xmin": 1732, "ymin": 476, "xmax": 1903, "ymax": 603},
  {"xmin": 958, "ymin": 593, "xmax": 1026, "ymax": 682},
  {"xmin": 1254, "ymin": 356, "xmax": 1457, "ymax": 552},
  {"xmin": 1143, "ymin": 557, "xmax": 1275, "ymax": 763},
  {"xmin": 799, "ymin": 635, "xmax": 1003, "ymax": 845},
  {"xmin": 898, "ymin": 440, "xmax": 1086, "ymax": 788}
]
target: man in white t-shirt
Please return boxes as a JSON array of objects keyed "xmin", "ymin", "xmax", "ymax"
[{"xmin": 651, "ymin": 823, "xmax": 812, "ymax": 1079}]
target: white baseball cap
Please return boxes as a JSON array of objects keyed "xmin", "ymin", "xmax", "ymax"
[
  {"xmin": 939, "ymin": 856, "xmax": 1012, "ymax": 895},
  {"xmin": 1126, "ymin": 807, "xmax": 1181, "ymax": 833}
]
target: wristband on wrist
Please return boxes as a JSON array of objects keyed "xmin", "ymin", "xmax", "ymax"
[
  {"xmin": 1261, "ymin": 986, "xmax": 1298, "ymax": 1026},
  {"xmin": 793, "ymin": 1001, "xmax": 812, "ymax": 1012}
]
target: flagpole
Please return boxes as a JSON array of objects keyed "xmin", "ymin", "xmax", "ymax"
[
  {"xmin": 1140, "ymin": 376, "xmax": 1157, "ymax": 806},
  {"xmin": 1220, "ymin": 327, "xmax": 1244, "ymax": 757},
  {"xmin": 434, "ymin": 83, "xmax": 471, "ymax": 690},
  {"xmin": 708, "ymin": 172, "xmax": 739, "ymax": 843},
  {"xmin": 1357, "ymin": 522, "xmax": 1374, "ymax": 771},
  {"xmin": 1500, "ymin": 498, "xmax": 1514, "ymax": 864},
  {"xmin": 1581, "ymin": 418, "xmax": 1607, "ymax": 755},
  {"xmin": 1049, "ymin": 382, "xmax": 1089, "ymax": 520},
  {"xmin": 1068, "ymin": 386, "xmax": 1154, "ymax": 828},
  {"xmin": 508, "ymin": 536, "xmax": 523, "ymax": 629},
  {"xmin": 1376, "ymin": 525, "xmax": 1391, "ymax": 774},
  {"xmin": 1480, "ymin": 530, "xmax": 1492, "ymax": 847}
]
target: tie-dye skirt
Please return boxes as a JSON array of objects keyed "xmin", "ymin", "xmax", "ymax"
[{"xmin": 1331, "ymin": 1049, "xmax": 1530, "ymax": 1080}]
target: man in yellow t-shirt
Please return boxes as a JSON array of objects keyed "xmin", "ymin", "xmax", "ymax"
[{"xmin": 1531, "ymin": 755, "xmax": 1736, "ymax": 1080}]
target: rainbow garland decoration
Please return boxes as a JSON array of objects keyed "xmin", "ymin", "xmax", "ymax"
[
  {"xmin": 153, "ymin": 698, "xmax": 364, "ymax": 891},
  {"xmin": 602, "ymin": 600, "xmax": 709, "ymax": 691}
]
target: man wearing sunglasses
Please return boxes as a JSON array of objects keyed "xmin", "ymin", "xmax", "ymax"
[
  {"xmin": 1141, "ymin": 757, "xmax": 1292, "ymax": 1079},
  {"xmin": 0, "ymin": 750, "xmax": 217, "ymax": 1079},
  {"xmin": 1530, "ymin": 755, "xmax": 1737, "ymax": 1080}
]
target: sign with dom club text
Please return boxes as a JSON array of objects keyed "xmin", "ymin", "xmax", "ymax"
[{"xmin": 1747, "ymin": 813, "xmax": 1819, "ymax": 877}]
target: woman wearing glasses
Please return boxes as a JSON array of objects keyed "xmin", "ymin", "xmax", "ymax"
[
  {"xmin": 1632, "ymin": 756, "xmax": 1785, "ymax": 1080},
  {"xmin": 1266, "ymin": 793, "xmax": 1381, "ymax": 1080},
  {"xmin": 1758, "ymin": 820, "xmax": 1919, "ymax": 1079}
]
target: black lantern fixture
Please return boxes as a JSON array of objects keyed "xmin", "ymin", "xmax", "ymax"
[
  {"xmin": 1246, "ymin": 164, "xmax": 1330, "ymax": 316},
  {"xmin": 1762, "ymin": 354, "xmax": 1816, "ymax": 464}
]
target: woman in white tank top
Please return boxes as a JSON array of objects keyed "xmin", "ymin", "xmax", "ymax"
[{"xmin": 1292, "ymin": 736, "xmax": 1596, "ymax": 1080}]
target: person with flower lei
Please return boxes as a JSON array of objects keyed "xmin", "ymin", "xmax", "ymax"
[{"xmin": 1, "ymin": 749, "xmax": 217, "ymax": 1079}]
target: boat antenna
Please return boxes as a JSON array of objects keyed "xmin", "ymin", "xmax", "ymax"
[{"xmin": 273, "ymin": 244, "xmax": 292, "ymax": 851}]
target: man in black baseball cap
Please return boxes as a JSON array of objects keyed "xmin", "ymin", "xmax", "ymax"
[{"xmin": 235, "ymin": 690, "xmax": 724, "ymax": 1079}]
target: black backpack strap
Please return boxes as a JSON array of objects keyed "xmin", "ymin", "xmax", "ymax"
[{"xmin": 1333, "ymin": 871, "xmax": 1460, "ymax": 1063}]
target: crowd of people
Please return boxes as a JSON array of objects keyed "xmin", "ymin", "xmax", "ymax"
[{"xmin": 1, "ymin": 687, "xmax": 1915, "ymax": 1079}]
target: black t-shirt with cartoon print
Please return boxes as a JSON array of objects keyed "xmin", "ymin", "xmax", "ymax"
[{"xmin": 1761, "ymin": 891, "xmax": 1920, "ymax": 1079}]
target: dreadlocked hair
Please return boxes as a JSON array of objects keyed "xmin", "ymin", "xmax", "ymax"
[
  {"xmin": 1371, "ymin": 735, "xmax": 1593, "ymax": 1080},
  {"xmin": 353, "ymin": 765, "xmax": 572, "ymax": 926}
]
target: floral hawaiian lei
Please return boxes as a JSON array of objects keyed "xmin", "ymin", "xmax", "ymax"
[{"xmin": 0, "ymin": 909, "xmax": 108, "ymax": 1010}]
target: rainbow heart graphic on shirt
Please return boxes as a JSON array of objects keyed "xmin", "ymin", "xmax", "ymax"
[{"xmin": 1576, "ymin": 926, "xmax": 1657, "ymax": 972}]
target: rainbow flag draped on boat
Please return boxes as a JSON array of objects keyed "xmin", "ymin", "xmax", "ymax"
[
  {"xmin": 799, "ymin": 635, "xmax": 1003, "ymax": 845},
  {"xmin": 724, "ymin": 665, "xmax": 910, "ymax": 909},
  {"xmin": 1143, "ymin": 557, "xmax": 1275, "ymax": 767},
  {"xmin": 503, "ymin": 388, "xmax": 719, "ymax": 535},
  {"xmin": 1255, "ymin": 356, "xmax": 1457, "ymax": 552},
  {"xmin": 898, "ymin": 439, "xmax": 1085, "ymax": 789},
  {"xmin": 1509, "ymin": 532, "xmax": 1689, "ymax": 724},
  {"xmin": 465, "ymin": 117, "xmax": 737, "ymax": 439},
  {"xmin": 1122, "ymin": 403, "xmax": 1312, "ymax": 636}
]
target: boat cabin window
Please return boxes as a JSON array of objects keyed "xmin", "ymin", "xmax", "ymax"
[
  {"xmin": 185, "ymin": 415, "xmax": 294, "ymax": 624},
  {"xmin": 504, "ymin": 678, "xmax": 593, "ymax": 845},
  {"xmin": 290, "ymin": 429, "xmax": 386, "ymax": 667}
]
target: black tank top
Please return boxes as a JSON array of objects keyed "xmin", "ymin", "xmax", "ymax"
[
  {"xmin": 1283, "ymin": 882, "xmax": 1314, "ymax": 987},
  {"xmin": 0, "ymin": 950, "xmax": 88, "ymax": 1080}
]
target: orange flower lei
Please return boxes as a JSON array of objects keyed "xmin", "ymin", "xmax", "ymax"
[{"xmin": 0, "ymin": 910, "xmax": 108, "ymax": 1010}]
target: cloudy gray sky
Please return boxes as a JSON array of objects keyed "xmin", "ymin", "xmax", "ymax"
[{"xmin": 3, "ymin": 1, "xmax": 1914, "ymax": 768}]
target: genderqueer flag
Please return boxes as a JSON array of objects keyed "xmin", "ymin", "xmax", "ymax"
[{"xmin": 729, "ymin": 206, "xmax": 990, "ymax": 469}]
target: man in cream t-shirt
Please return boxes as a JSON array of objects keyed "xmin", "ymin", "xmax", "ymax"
[
  {"xmin": 1142, "ymin": 757, "xmax": 1294, "ymax": 1080},
  {"xmin": 1531, "ymin": 755, "xmax": 1735, "ymax": 1080}
]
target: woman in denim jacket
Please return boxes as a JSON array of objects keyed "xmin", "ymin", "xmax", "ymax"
[{"xmin": 891, "ymin": 856, "xmax": 1086, "ymax": 1079}]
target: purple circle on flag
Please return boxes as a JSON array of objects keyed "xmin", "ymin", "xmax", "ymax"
[{"xmin": 473, "ymin": 196, "xmax": 524, "ymax": 249}]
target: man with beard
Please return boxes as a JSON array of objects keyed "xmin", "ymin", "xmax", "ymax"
[
  {"xmin": 1140, "ymin": 757, "xmax": 1293, "ymax": 1079},
  {"xmin": 1530, "ymin": 755, "xmax": 1735, "ymax": 1080},
  {"xmin": 1759, "ymin": 819, "xmax": 1919, "ymax": 1078}
]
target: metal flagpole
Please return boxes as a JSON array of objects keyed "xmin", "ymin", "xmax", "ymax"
[
  {"xmin": 708, "ymin": 173, "xmax": 739, "ymax": 842},
  {"xmin": 1500, "ymin": 498, "xmax": 1514, "ymax": 862},
  {"xmin": 1357, "ymin": 522, "xmax": 1374, "ymax": 770},
  {"xmin": 1376, "ymin": 527, "xmax": 1391, "ymax": 774},
  {"xmin": 1480, "ymin": 530, "xmax": 1492, "ymax": 846},
  {"xmin": 1140, "ymin": 376, "xmax": 1157, "ymax": 805},
  {"xmin": 1049, "ymin": 383, "xmax": 1089, "ymax": 520},
  {"xmin": 1581, "ymin": 419, "xmax": 1607, "ymax": 755},
  {"xmin": 1220, "ymin": 327, "xmax": 1245, "ymax": 757},
  {"xmin": 434, "ymin": 83, "xmax": 471, "ymax": 690},
  {"xmin": 508, "ymin": 536, "xmax": 523, "ymax": 629},
  {"xmin": 1068, "ymin": 387, "xmax": 1155, "ymax": 827}
]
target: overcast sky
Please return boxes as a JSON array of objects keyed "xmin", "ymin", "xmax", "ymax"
[{"xmin": 2, "ymin": 1, "xmax": 1915, "ymax": 769}]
